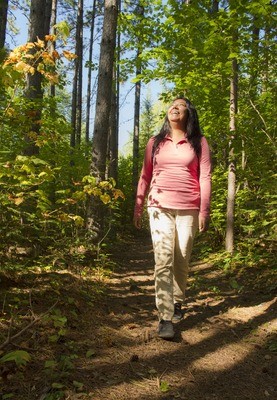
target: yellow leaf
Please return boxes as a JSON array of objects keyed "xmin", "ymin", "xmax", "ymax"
[
  {"xmin": 52, "ymin": 50, "xmax": 60, "ymax": 60},
  {"xmin": 37, "ymin": 63, "xmax": 45, "ymax": 72},
  {"xmin": 45, "ymin": 34, "xmax": 56, "ymax": 42},
  {"xmin": 15, "ymin": 61, "xmax": 28, "ymax": 72},
  {"xmin": 100, "ymin": 194, "xmax": 111, "ymax": 204},
  {"xmin": 14, "ymin": 197, "xmax": 24, "ymax": 205},
  {"xmin": 43, "ymin": 72, "xmax": 59, "ymax": 84},
  {"xmin": 63, "ymin": 50, "xmax": 78, "ymax": 60},
  {"xmin": 35, "ymin": 38, "xmax": 45, "ymax": 48},
  {"xmin": 24, "ymin": 53, "xmax": 35, "ymax": 59},
  {"xmin": 26, "ymin": 42, "xmax": 36, "ymax": 49},
  {"xmin": 114, "ymin": 189, "xmax": 125, "ymax": 200},
  {"xmin": 14, "ymin": 61, "xmax": 35, "ymax": 74},
  {"xmin": 41, "ymin": 52, "xmax": 55, "ymax": 65},
  {"xmin": 28, "ymin": 66, "xmax": 35, "ymax": 75}
]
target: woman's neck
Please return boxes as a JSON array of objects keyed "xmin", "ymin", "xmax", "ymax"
[{"xmin": 170, "ymin": 127, "xmax": 186, "ymax": 143}]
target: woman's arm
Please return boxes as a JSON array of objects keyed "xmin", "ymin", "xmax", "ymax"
[
  {"xmin": 133, "ymin": 137, "xmax": 154, "ymax": 227},
  {"xmin": 198, "ymin": 137, "xmax": 212, "ymax": 231}
]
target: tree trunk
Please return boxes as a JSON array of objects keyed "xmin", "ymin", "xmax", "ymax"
[
  {"xmin": 50, "ymin": 0, "xmax": 58, "ymax": 97},
  {"xmin": 211, "ymin": 0, "xmax": 219, "ymax": 13},
  {"xmin": 85, "ymin": 0, "xmax": 97, "ymax": 144},
  {"xmin": 261, "ymin": 26, "xmax": 269, "ymax": 94},
  {"xmin": 24, "ymin": 0, "xmax": 52, "ymax": 156},
  {"xmin": 0, "ymin": 0, "xmax": 8, "ymax": 49},
  {"xmin": 87, "ymin": 0, "xmax": 118, "ymax": 240},
  {"xmin": 132, "ymin": 51, "xmax": 141, "ymax": 199},
  {"xmin": 90, "ymin": 0, "xmax": 118, "ymax": 180},
  {"xmin": 225, "ymin": 55, "xmax": 238, "ymax": 253},
  {"xmin": 71, "ymin": 0, "xmax": 83, "ymax": 149},
  {"xmin": 108, "ymin": 66, "xmax": 118, "ymax": 181},
  {"xmin": 76, "ymin": 0, "xmax": 83, "ymax": 147},
  {"xmin": 108, "ymin": 0, "xmax": 120, "ymax": 181},
  {"xmin": 132, "ymin": 3, "xmax": 144, "ymax": 201}
]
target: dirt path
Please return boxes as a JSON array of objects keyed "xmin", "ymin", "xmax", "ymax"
[
  {"xmin": 1, "ymin": 232, "xmax": 276, "ymax": 400},
  {"xmin": 79, "ymin": 232, "xmax": 277, "ymax": 400}
]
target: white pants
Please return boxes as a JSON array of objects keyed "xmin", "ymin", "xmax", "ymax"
[{"xmin": 148, "ymin": 207, "xmax": 199, "ymax": 321}]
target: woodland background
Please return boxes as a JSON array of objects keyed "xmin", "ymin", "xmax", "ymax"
[{"xmin": 0, "ymin": 0, "xmax": 276, "ymax": 398}]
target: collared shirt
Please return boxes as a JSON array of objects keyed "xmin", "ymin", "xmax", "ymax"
[{"xmin": 134, "ymin": 135, "xmax": 212, "ymax": 218}]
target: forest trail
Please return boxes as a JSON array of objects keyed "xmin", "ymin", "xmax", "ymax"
[
  {"xmin": 1, "ymin": 232, "xmax": 276, "ymax": 400},
  {"xmin": 79, "ymin": 232, "xmax": 276, "ymax": 400}
]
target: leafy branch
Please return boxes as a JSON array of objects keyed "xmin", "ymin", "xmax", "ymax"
[{"xmin": 0, "ymin": 300, "xmax": 58, "ymax": 351}]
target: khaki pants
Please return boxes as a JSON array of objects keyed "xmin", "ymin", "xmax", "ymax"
[{"xmin": 148, "ymin": 207, "xmax": 199, "ymax": 321}]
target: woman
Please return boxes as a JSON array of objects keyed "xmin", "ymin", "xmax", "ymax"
[{"xmin": 133, "ymin": 97, "xmax": 212, "ymax": 339}]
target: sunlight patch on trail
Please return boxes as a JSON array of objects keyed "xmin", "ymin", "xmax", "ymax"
[
  {"xmin": 190, "ymin": 341, "xmax": 251, "ymax": 371},
  {"xmin": 222, "ymin": 299, "xmax": 276, "ymax": 322}
]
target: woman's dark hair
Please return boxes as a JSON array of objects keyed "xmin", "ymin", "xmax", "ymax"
[{"xmin": 152, "ymin": 97, "xmax": 203, "ymax": 159}]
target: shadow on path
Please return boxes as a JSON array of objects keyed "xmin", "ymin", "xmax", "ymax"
[{"xmin": 79, "ymin": 232, "xmax": 277, "ymax": 400}]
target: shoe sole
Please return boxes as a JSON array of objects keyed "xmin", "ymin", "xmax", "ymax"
[
  {"xmin": 158, "ymin": 333, "xmax": 175, "ymax": 339},
  {"xmin": 172, "ymin": 315, "xmax": 183, "ymax": 323}
]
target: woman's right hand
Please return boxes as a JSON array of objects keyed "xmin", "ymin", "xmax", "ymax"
[{"xmin": 133, "ymin": 215, "xmax": 142, "ymax": 229}]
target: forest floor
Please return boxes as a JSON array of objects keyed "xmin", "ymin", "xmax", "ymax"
[{"xmin": 0, "ymin": 231, "xmax": 276, "ymax": 400}]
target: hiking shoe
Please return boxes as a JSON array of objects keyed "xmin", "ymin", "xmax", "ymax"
[
  {"xmin": 172, "ymin": 302, "xmax": 183, "ymax": 322},
  {"xmin": 157, "ymin": 320, "xmax": 175, "ymax": 339}
]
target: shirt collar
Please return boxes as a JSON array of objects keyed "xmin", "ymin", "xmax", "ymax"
[{"xmin": 165, "ymin": 134, "xmax": 188, "ymax": 143}]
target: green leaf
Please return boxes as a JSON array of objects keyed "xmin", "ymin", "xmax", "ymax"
[
  {"xmin": 48, "ymin": 334, "xmax": 59, "ymax": 343},
  {"xmin": 268, "ymin": 341, "xmax": 277, "ymax": 352},
  {"xmin": 86, "ymin": 349, "xmax": 96, "ymax": 358},
  {"xmin": 160, "ymin": 380, "xmax": 170, "ymax": 392},
  {"xmin": 52, "ymin": 382, "xmax": 65, "ymax": 389},
  {"xmin": 0, "ymin": 350, "xmax": 31, "ymax": 367},
  {"xmin": 44, "ymin": 360, "xmax": 58, "ymax": 369},
  {"xmin": 73, "ymin": 380, "xmax": 84, "ymax": 390}
]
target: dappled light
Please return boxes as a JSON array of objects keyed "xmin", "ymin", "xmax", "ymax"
[{"xmin": 0, "ymin": 0, "xmax": 276, "ymax": 399}]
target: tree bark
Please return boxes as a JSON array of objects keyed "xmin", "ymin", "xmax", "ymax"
[
  {"xmin": 71, "ymin": 0, "xmax": 83, "ymax": 149},
  {"xmin": 50, "ymin": 0, "xmax": 58, "ymax": 97},
  {"xmin": 85, "ymin": 0, "xmax": 97, "ymax": 144},
  {"xmin": 211, "ymin": 0, "xmax": 219, "ymax": 13},
  {"xmin": 87, "ymin": 0, "xmax": 118, "ymax": 239},
  {"xmin": 108, "ymin": 66, "xmax": 118, "ymax": 180},
  {"xmin": 24, "ymin": 0, "xmax": 52, "ymax": 156},
  {"xmin": 108, "ymin": 0, "xmax": 120, "ymax": 181},
  {"xmin": 90, "ymin": 0, "xmax": 118, "ymax": 180},
  {"xmin": 0, "ymin": 0, "xmax": 9, "ymax": 49},
  {"xmin": 132, "ymin": 3, "xmax": 144, "ymax": 201},
  {"xmin": 76, "ymin": 0, "xmax": 83, "ymax": 147},
  {"xmin": 225, "ymin": 56, "xmax": 238, "ymax": 254},
  {"xmin": 132, "ymin": 51, "xmax": 141, "ymax": 199}
]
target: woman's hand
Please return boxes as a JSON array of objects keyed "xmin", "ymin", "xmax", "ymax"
[
  {"xmin": 199, "ymin": 215, "xmax": 209, "ymax": 232},
  {"xmin": 133, "ymin": 215, "xmax": 142, "ymax": 229}
]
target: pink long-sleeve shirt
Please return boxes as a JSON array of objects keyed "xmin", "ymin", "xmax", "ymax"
[{"xmin": 134, "ymin": 135, "xmax": 212, "ymax": 218}]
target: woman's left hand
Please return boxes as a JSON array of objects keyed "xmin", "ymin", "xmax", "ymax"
[{"xmin": 199, "ymin": 215, "xmax": 209, "ymax": 232}]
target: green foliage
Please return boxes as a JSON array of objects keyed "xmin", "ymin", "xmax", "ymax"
[
  {"xmin": 0, "ymin": 350, "xmax": 31, "ymax": 368},
  {"xmin": 159, "ymin": 380, "xmax": 170, "ymax": 393},
  {"xmin": 117, "ymin": 154, "xmax": 134, "ymax": 225},
  {"xmin": 117, "ymin": 0, "xmax": 276, "ymax": 275}
]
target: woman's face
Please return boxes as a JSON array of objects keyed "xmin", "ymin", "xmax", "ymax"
[{"xmin": 167, "ymin": 99, "xmax": 188, "ymax": 127}]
